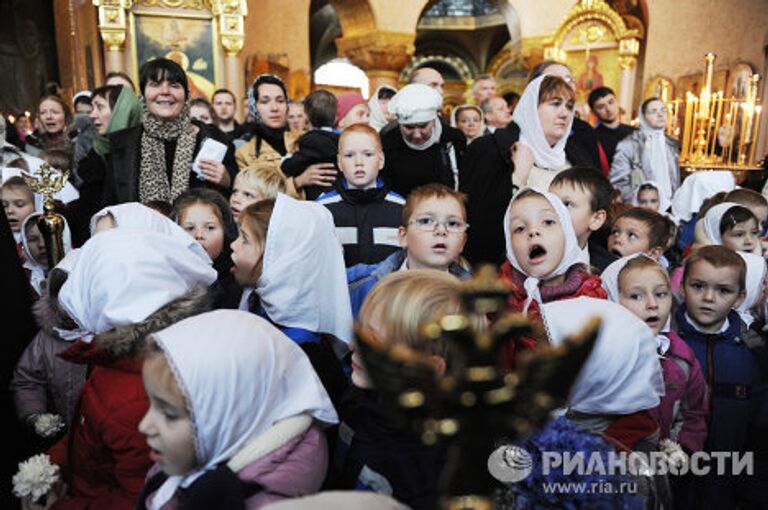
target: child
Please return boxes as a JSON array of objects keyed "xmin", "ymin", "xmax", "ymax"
[
  {"xmin": 39, "ymin": 229, "xmax": 217, "ymax": 509},
  {"xmin": 346, "ymin": 183, "xmax": 470, "ymax": 319},
  {"xmin": 541, "ymin": 296, "xmax": 665, "ymax": 452},
  {"xmin": 674, "ymin": 245, "xmax": 765, "ymax": 509},
  {"xmin": 20, "ymin": 212, "xmax": 73, "ymax": 298},
  {"xmin": 735, "ymin": 251, "xmax": 768, "ymax": 328},
  {"xmin": 230, "ymin": 166, "xmax": 287, "ymax": 221},
  {"xmin": 338, "ymin": 270, "xmax": 464, "ymax": 509},
  {"xmin": 174, "ymin": 188, "xmax": 241, "ymax": 309},
  {"xmin": 231, "ymin": 194, "xmax": 350, "ymax": 404},
  {"xmin": 336, "ymin": 92, "xmax": 370, "ymax": 130},
  {"xmin": 634, "ymin": 181, "xmax": 669, "ymax": 212},
  {"xmin": 608, "ymin": 207, "xmax": 674, "ymax": 259},
  {"xmin": 1, "ymin": 176, "xmax": 35, "ymax": 241},
  {"xmin": 137, "ymin": 310, "xmax": 338, "ymax": 509},
  {"xmin": 549, "ymin": 167, "xmax": 616, "ymax": 272},
  {"xmin": 700, "ymin": 201, "xmax": 760, "ymax": 254},
  {"xmin": 281, "ymin": 90, "xmax": 340, "ymax": 200},
  {"xmin": 317, "ymin": 124, "xmax": 404, "ymax": 267},
  {"xmin": 601, "ymin": 254, "xmax": 708, "ymax": 454},
  {"xmin": 726, "ymin": 187, "xmax": 768, "ymax": 231}
]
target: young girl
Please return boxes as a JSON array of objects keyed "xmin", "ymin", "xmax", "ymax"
[
  {"xmin": 635, "ymin": 181, "xmax": 669, "ymax": 212},
  {"xmin": 137, "ymin": 310, "xmax": 337, "ymax": 509},
  {"xmin": 174, "ymin": 188, "xmax": 241, "ymax": 309},
  {"xmin": 36, "ymin": 229, "xmax": 217, "ymax": 509},
  {"xmin": 231, "ymin": 193, "xmax": 351, "ymax": 403},
  {"xmin": 701, "ymin": 201, "xmax": 761, "ymax": 254},
  {"xmin": 735, "ymin": 251, "xmax": 767, "ymax": 328},
  {"xmin": 338, "ymin": 270, "xmax": 466, "ymax": 509},
  {"xmin": 20, "ymin": 212, "xmax": 72, "ymax": 298},
  {"xmin": 602, "ymin": 254, "xmax": 708, "ymax": 455}
]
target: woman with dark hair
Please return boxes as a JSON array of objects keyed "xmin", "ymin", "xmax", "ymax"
[
  {"xmin": 235, "ymin": 74, "xmax": 303, "ymax": 195},
  {"xmin": 103, "ymin": 58, "xmax": 238, "ymax": 206},
  {"xmin": 25, "ymin": 95, "xmax": 72, "ymax": 157}
]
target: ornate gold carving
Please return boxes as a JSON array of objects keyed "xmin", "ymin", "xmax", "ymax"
[
  {"xmin": 336, "ymin": 31, "xmax": 415, "ymax": 73},
  {"xmin": 93, "ymin": 0, "xmax": 134, "ymax": 51},
  {"xmin": 210, "ymin": 0, "xmax": 247, "ymax": 57},
  {"xmin": 618, "ymin": 55, "xmax": 636, "ymax": 70},
  {"xmin": 136, "ymin": 0, "xmax": 210, "ymax": 9},
  {"xmin": 330, "ymin": 0, "xmax": 376, "ymax": 37},
  {"xmin": 400, "ymin": 54, "xmax": 474, "ymax": 83}
]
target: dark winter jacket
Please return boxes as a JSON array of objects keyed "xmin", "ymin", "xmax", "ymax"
[
  {"xmin": 459, "ymin": 122, "xmax": 594, "ymax": 266},
  {"xmin": 282, "ymin": 128, "xmax": 340, "ymax": 200},
  {"xmin": 48, "ymin": 287, "xmax": 211, "ymax": 510},
  {"xmin": 346, "ymin": 249, "xmax": 471, "ymax": 320},
  {"xmin": 103, "ymin": 124, "xmax": 238, "ymax": 206},
  {"xmin": 317, "ymin": 179, "xmax": 404, "ymax": 267},
  {"xmin": 380, "ymin": 121, "xmax": 465, "ymax": 197},
  {"xmin": 333, "ymin": 386, "xmax": 445, "ymax": 510},
  {"xmin": 675, "ymin": 306, "xmax": 766, "ymax": 452}
]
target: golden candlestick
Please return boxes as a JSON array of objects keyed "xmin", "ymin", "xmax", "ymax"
[
  {"xmin": 678, "ymin": 53, "xmax": 763, "ymax": 178},
  {"xmin": 21, "ymin": 163, "xmax": 68, "ymax": 268}
]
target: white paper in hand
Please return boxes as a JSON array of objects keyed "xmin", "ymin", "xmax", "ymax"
[{"xmin": 193, "ymin": 138, "xmax": 228, "ymax": 180}]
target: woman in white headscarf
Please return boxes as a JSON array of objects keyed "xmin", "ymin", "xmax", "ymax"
[
  {"xmin": 137, "ymin": 310, "xmax": 337, "ymax": 510},
  {"xmin": 510, "ymin": 75, "xmax": 593, "ymax": 192},
  {"xmin": 611, "ymin": 97, "xmax": 681, "ymax": 205},
  {"xmin": 367, "ymin": 85, "xmax": 397, "ymax": 132}
]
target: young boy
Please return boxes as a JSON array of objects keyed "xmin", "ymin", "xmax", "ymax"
[
  {"xmin": 1, "ymin": 176, "xmax": 36, "ymax": 240},
  {"xmin": 608, "ymin": 207, "xmax": 673, "ymax": 259},
  {"xmin": 229, "ymin": 166, "xmax": 287, "ymax": 221},
  {"xmin": 347, "ymin": 183, "xmax": 470, "ymax": 318},
  {"xmin": 317, "ymin": 124, "xmax": 404, "ymax": 267},
  {"xmin": 674, "ymin": 245, "xmax": 765, "ymax": 509},
  {"xmin": 549, "ymin": 167, "xmax": 616, "ymax": 272},
  {"xmin": 281, "ymin": 89, "xmax": 340, "ymax": 200}
]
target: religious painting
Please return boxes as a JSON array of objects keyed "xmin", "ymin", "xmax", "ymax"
[
  {"xmin": 132, "ymin": 12, "xmax": 218, "ymax": 100},
  {"xmin": 561, "ymin": 21, "xmax": 621, "ymax": 108},
  {"xmin": 726, "ymin": 63, "xmax": 754, "ymax": 99}
]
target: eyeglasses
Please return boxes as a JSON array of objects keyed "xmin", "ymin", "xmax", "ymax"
[{"xmin": 408, "ymin": 215, "xmax": 469, "ymax": 234}]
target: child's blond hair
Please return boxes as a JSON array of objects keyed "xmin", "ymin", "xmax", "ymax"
[
  {"xmin": 618, "ymin": 256, "xmax": 670, "ymax": 292},
  {"xmin": 235, "ymin": 167, "xmax": 287, "ymax": 200},
  {"xmin": 359, "ymin": 270, "xmax": 464, "ymax": 363},
  {"xmin": 1, "ymin": 176, "xmax": 34, "ymax": 203}
]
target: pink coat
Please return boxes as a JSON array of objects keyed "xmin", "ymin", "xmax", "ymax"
[
  {"xmin": 144, "ymin": 422, "xmax": 328, "ymax": 509},
  {"xmin": 649, "ymin": 331, "xmax": 709, "ymax": 452}
]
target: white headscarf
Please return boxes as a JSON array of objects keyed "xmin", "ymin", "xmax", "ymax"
[
  {"xmin": 736, "ymin": 252, "xmax": 766, "ymax": 328},
  {"xmin": 541, "ymin": 297, "xmax": 665, "ymax": 414},
  {"xmin": 58, "ymin": 229, "xmax": 217, "ymax": 342},
  {"xmin": 450, "ymin": 104, "xmax": 485, "ymax": 144},
  {"xmin": 633, "ymin": 180, "xmax": 671, "ymax": 213},
  {"xmin": 20, "ymin": 212, "xmax": 72, "ymax": 296},
  {"xmin": 511, "ymin": 75, "xmax": 573, "ymax": 170},
  {"xmin": 90, "ymin": 202, "xmax": 210, "ymax": 263},
  {"xmin": 368, "ymin": 85, "xmax": 397, "ymax": 132},
  {"xmin": 149, "ymin": 310, "xmax": 338, "ymax": 510},
  {"xmin": 702, "ymin": 201, "xmax": 742, "ymax": 245},
  {"xmin": 639, "ymin": 113, "xmax": 674, "ymax": 210},
  {"xmin": 503, "ymin": 188, "xmax": 582, "ymax": 313},
  {"xmin": 258, "ymin": 193, "xmax": 353, "ymax": 344},
  {"xmin": 671, "ymin": 171, "xmax": 735, "ymax": 223}
]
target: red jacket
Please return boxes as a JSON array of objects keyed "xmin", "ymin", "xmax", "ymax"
[
  {"xmin": 49, "ymin": 340, "xmax": 151, "ymax": 510},
  {"xmin": 498, "ymin": 262, "xmax": 607, "ymax": 369}
]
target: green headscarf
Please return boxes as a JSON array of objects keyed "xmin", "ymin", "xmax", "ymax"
[{"xmin": 92, "ymin": 86, "xmax": 142, "ymax": 158}]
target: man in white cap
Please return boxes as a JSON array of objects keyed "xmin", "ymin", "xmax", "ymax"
[{"xmin": 380, "ymin": 83, "xmax": 465, "ymax": 196}]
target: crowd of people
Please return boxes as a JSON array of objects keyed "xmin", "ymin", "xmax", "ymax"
[{"xmin": 1, "ymin": 55, "xmax": 767, "ymax": 510}]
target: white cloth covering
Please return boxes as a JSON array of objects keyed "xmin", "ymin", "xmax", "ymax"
[
  {"xmin": 90, "ymin": 202, "xmax": 210, "ymax": 263},
  {"xmin": 503, "ymin": 188, "xmax": 582, "ymax": 313},
  {"xmin": 702, "ymin": 201, "xmax": 742, "ymax": 245},
  {"xmin": 639, "ymin": 115, "xmax": 674, "ymax": 210},
  {"xmin": 387, "ymin": 83, "xmax": 442, "ymax": 125},
  {"xmin": 257, "ymin": 193, "xmax": 353, "ymax": 344},
  {"xmin": 20, "ymin": 212, "xmax": 72, "ymax": 296},
  {"xmin": 736, "ymin": 252, "xmax": 766, "ymax": 328},
  {"xmin": 511, "ymin": 75, "xmax": 573, "ymax": 170},
  {"xmin": 671, "ymin": 171, "xmax": 735, "ymax": 223},
  {"xmin": 368, "ymin": 85, "xmax": 397, "ymax": 132},
  {"xmin": 148, "ymin": 310, "xmax": 338, "ymax": 510},
  {"xmin": 58, "ymin": 229, "xmax": 217, "ymax": 341},
  {"xmin": 541, "ymin": 297, "xmax": 665, "ymax": 414}
]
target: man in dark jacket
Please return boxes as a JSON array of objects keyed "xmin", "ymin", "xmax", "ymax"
[
  {"xmin": 381, "ymin": 84, "xmax": 465, "ymax": 197},
  {"xmin": 589, "ymin": 86, "xmax": 635, "ymax": 166}
]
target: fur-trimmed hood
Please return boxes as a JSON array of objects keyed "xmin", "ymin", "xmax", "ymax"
[{"xmin": 59, "ymin": 285, "xmax": 212, "ymax": 365}]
